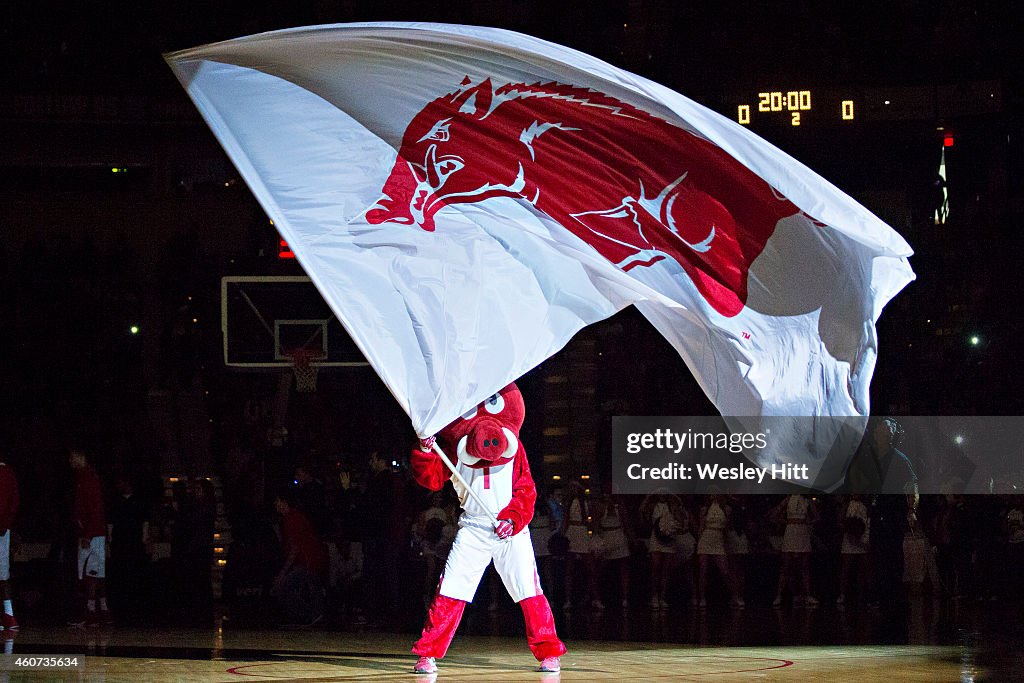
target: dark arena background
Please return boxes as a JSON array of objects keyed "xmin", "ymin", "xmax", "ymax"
[{"xmin": 2, "ymin": 1, "xmax": 1023, "ymax": 681}]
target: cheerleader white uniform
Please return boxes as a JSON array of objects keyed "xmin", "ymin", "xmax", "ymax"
[
  {"xmin": 725, "ymin": 528, "xmax": 749, "ymax": 555},
  {"xmin": 565, "ymin": 499, "xmax": 591, "ymax": 555},
  {"xmin": 696, "ymin": 502, "xmax": 728, "ymax": 556},
  {"xmin": 781, "ymin": 495, "xmax": 812, "ymax": 554},
  {"xmin": 649, "ymin": 502, "xmax": 679, "ymax": 553},
  {"xmin": 648, "ymin": 502, "xmax": 696, "ymax": 559},
  {"xmin": 530, "ymin": 514, "xmax": 553, "ymax": 559},
  {"xmin": 840, "ymin": 499, "xmax": 870, "ymax": 555},
  {"xmin": 596, "ymin": 505, "xmax": 631, "ymax": 561}
]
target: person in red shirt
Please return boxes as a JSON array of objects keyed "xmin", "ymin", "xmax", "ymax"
[
  {"xmin": 0, "ymin": 458, "xmax": 19, "ymax": 631},
  {"xmin": 68, "ymin": 448, "xmax": 110, "ymax": 627},
  {"xmin": 272, "ymin": 491, "xmax": 327, "ymax": 625}
]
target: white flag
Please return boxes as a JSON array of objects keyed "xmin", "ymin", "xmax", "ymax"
[{"xmin": 165, "ymin": 23, "xmax": 913, "ymax": 458}]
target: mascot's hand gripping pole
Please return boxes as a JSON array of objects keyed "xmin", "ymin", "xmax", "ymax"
[{"xmin": 429, "ymin": 441, "xmax": 502, "ymax": 529}]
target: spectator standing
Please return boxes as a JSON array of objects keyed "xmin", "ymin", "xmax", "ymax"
[
  {"xmin": 327, "ymin": 465, "xmax": 360, "ymax": 543},
  {"xmin": 171, "ymin": 479, "xmax": 216, "ymax": 622},
  {"xmin": 931, "ymin": 495, "xmax": 955, "ymax": 597},
  {"xmin": 546, "ymin": 487, "xmax": 566, "ymax": 532},
  {"xmin": 108, "ymin": 476, "xmax": 150, "ymax": 622},
  {"xmin": 69, "ymin": 448, "xmax": 110, "ymax": 627},
  {"xmin": 1007, "ymin": 497, "xmax": 1024, "ymax": 602},
  {"xmin": 273, "ymin": 491, "xmax": 328, "ymax": 625},
  {"xmin": 945, "ymin": 495, "xmax": 972, "ymax": 598},
  {"xmin": 854, "ymin": 419, "xmax": 919, "ymax": 609},
  {"xmin": 0, "ymin": 458, "xmax": 19, "ymax": 631},
  {"xmin": 968, "ymin": 496, "xmax": 1002, "ymax": 601},
  {"xmin": 416, "ymin": 492, "xmax": 456, "ymax": 609},
  {"xmin": 294, "ymin": 465, "xmax": 330, "ymax": 536},
  {"xmin": 361, "ymin": 451, "xmax": 400, "ymax": 614},
  {"xmin": 325, "ymin": 464, "xmax": 364, "ymax": 618},
  {"xmin": 868, "ymin": 493, "xmax": 915, "ymax": 608},
  {"xmin": 222, "ymin": 494, "xmax": 280, "ymax": 623}
]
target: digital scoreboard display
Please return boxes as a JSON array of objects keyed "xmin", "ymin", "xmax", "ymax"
[{"xmin": 732, "ymin": 89, "xmax": 858, "ymax": 127}]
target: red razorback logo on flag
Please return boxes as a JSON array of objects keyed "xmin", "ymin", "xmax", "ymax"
[{"xmin": 366, "ymin": 78, "xmax": 799, "ymax": 317}]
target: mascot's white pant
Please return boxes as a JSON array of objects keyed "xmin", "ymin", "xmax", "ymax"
[
  {"xmin": 438, "ymin": 521, "xmax": 541, "ymax": 603},
  {"xmin": 414, "ymin": 520, "xmax": 565, "ymax": 661}
]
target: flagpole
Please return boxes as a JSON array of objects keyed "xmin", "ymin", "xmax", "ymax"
[{"xmin": 430, "ymin": 442, "xmax": 502, "ymax": 529}]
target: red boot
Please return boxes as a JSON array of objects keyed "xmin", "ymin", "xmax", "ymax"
[
  {"xmin": 412, "ymin": 594, "xmax": 467, "ymax": 660},
  {"xmin": 520, "ymin": 595, "xmax": 567, "ymax": 661}
]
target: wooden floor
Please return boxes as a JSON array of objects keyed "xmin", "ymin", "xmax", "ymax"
[{"xmin": 5, "ymin": 627, "xmax": 969, "ymax": 682}]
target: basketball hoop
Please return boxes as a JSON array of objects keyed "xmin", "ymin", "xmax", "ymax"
[{"xmin": 284, "ymin": 348, "xmax": 324, "ymax": 393}]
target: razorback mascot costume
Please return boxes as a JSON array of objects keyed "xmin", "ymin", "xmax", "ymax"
[{"xmin": 410, "ymin": 383, "xmax": 566, "ymax": 674}]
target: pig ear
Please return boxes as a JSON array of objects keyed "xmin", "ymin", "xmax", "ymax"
[
  {"xmin": 447, "ymin": 75, "xmax": 473, "ymax": 99},
  {"xmin": 452, "ymin": 78, "xmax": 493, "ymax": 118}
]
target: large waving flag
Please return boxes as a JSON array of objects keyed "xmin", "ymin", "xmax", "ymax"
[{"xmin": 165, "ymin": 23, "xmax": 913, "ymax": 468}]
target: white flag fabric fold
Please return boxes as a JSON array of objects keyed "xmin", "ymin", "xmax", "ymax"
[{"xmin": 165, "ymin": 23, "xmax": 913, "ymax": 458}]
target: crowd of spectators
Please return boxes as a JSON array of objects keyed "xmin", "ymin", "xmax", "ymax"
[{"xmin": 2, "ymin": 434, "xmax": 1024, "ymax": 632}]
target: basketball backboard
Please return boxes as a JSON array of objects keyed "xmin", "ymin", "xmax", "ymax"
[{"xmin": 221, "ymin": 276, "xmax": 368, "ymax": 368}]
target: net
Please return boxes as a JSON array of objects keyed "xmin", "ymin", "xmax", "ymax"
[{"xmin": 284, "ymin": 348, "xmax": 324, "ymax": 392}]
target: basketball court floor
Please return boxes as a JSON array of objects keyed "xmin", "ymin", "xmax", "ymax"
[
  {"xmin": 5, "ymin": 601, "xmax": 1017, "ymax": 682},
  {"xmin": 2, "ymin": 628, "xmax": 962, "ymax": 681}
]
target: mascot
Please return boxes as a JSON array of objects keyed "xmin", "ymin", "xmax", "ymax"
[{"xmin": 410, "ymin": 383, "xmax": 566, "ymax": 674}]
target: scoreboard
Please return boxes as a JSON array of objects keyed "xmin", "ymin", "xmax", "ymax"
[
  {"xmin": 731, "ymin": 88, "xmax": 859, "ymax": 127},
  {"xmin": 724, "ymin": 81, "xmax": 1001, "ymax": 128}
]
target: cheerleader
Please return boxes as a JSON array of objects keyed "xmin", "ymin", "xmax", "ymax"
[
  {"xmin": 529, "ymin": 492, "xmax": 555, "ymax": 597},
  {"xmin": 560, "ymin": 481, "xmax": 600, "ymax": 609},
  {"xmin": 642, "ymin": 492, "xmax": 695, "ymax": 609},
  {"xmin": 837, "ymin": 494, "xmax": 869, "ymax": 606},
  {"xmin": 696, "ymin": 494, "xmax": 743, "ymax": 608},
  {"xmin": 725, "ymin": 496, "xmax": 750, "ymax": 604},
  {"xmin": 773, "ymin": 494, "xmax": 818, "ymax": 607},
  {"xmin": 593, "ymin": 493, "xmax": 634, "ymax": 607}
]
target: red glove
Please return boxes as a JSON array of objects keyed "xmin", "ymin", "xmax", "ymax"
[
  {"xmin": 419, "ymin": 435, "xmax": 437, "ymax": 452},
  {"xmin": 494, "ymin": 519, "xmax": 515, "ymax": 540}
]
